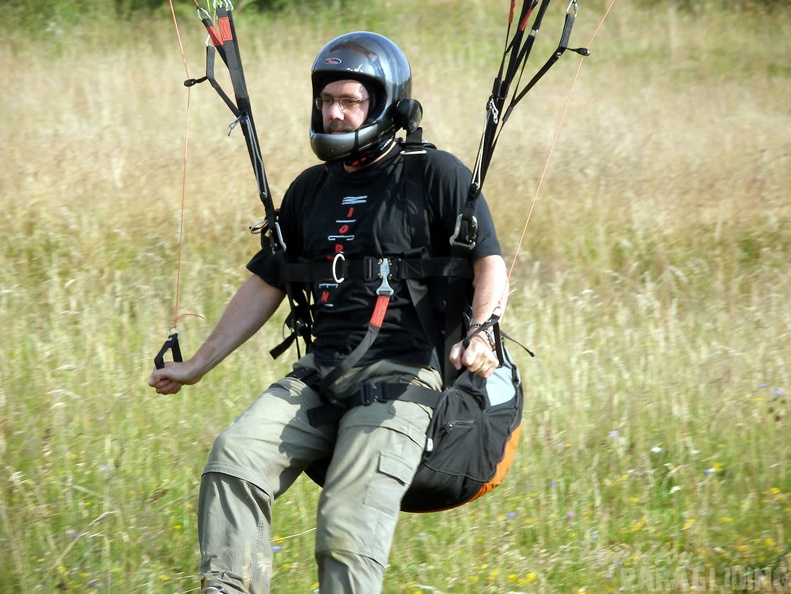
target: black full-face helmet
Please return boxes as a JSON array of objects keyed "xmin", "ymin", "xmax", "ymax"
[{"xmin": 310, "ymin": 31, "xmax": 413, "ymax": 164}]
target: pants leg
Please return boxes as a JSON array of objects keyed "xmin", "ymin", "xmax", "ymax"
[
  {"xmin": 198, "ymin": 357, "xmax": 441, "ymax": 594},
  {"xmin": 198, "ymin": 473, "xmax": 273, "ymax": 594},
  {"xmin": 314, "ymin": 363, "xmax": 441, "ymax": 594},
  {"xmin": 199, "ymin": 365, "xmax": 335, "ymax": 594}
]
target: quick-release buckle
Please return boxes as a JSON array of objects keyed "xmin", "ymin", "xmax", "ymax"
[
  {"xmin": 360, "ymin": 384, "xmax": 383, "ymax": 405},
  {"xmin": 376, "ymin": 258, "xmax": 394, "ymax": 296}
]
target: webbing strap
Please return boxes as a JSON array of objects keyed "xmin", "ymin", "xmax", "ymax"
[
  {"xmin": 279, "ymin": 255, "xmax": 473, "ymax": 285},
  {"xmin": 189, "ymin": 5, "xmax": 280, "ymax": 248},
  {"xmin": 268, "ymin": 251, "xmax": 314, "ymax": 360},
  {"xmin": 443, "ymin": 241, "xmax": 474, "ymax": 385},
  {"xmin": 307, "ymin": 382, "xmax": 440, "ymax": 427},
  {"xmin": 471, "ymin": 0, "xmax": 587, "ymax": 198},
  {"xmin": 317, "ymin": 294, "xmax": 391, "ymax": 397},
  {"xmin": 464, "ymin": 309, "xmax": 505, "ymax": 366},
  {"xmin": 504, "ymin": 1, "xmax": 590, "ymax": 122}
]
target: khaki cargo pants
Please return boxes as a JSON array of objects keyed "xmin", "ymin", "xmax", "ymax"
[{"xmin": 198, "ymin": 354, "xmax": 441, "ymax": 594}]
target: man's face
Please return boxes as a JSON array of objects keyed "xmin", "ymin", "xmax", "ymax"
[{"xmin": 318, "ymin": 80, "xmax": 370, "ymax": 134}]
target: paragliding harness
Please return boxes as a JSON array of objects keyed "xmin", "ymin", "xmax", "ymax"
[
  {"xmin": 156, "ymin": 0, "xmax": 587, "ymax": 512},
  {"xmin": 268, "ymin": 124, "xmax": 528, "ymax": 512}
]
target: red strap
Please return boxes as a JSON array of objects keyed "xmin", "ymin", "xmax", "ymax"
[
  {"xmin": 205, "ymin": 25, "xmax": 223, "ymax": 47},
  {"xmin": 218, "ymin": 16, "xmax": 233, "ymax": 42},
  {"xmin": 370, "ymin": 295, "xmax": 390, "ymax": 328}
]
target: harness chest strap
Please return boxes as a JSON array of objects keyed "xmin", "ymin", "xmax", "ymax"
[
  {"xmin": 279, "ymin": 254, "xmax": 473, "ymax": 285},
  {"xmin": 270, "ymin": 250, "xmax": 474, "ymax": 362}
]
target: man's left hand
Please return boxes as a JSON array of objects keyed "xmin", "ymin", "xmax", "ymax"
[{"xmin": 449, "ymin": 335, "xmax": 499, "ymax": 378}]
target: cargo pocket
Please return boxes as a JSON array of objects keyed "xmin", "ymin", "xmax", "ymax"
[{"xmin": 363, "ymin": 449, "xmax": 419, "ymax": 515}]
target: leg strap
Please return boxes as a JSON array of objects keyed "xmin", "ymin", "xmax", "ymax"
[{"xmin": 307, "ymin": 383, "xmax": 440, "ymax": 427}]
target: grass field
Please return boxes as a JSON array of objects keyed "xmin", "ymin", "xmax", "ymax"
[{"xmin": 1, "ymin": 1, "xmax": 790, "ymax": 592}]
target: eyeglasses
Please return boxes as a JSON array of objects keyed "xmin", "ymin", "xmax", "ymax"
[{"xmin": 314, "ymin": 96, "xmax": 369, "ymax": 112}]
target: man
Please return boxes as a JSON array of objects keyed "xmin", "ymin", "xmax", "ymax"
[{"xmin": 149, "ymin": 31, "xmax": 508, "ymax": 594}]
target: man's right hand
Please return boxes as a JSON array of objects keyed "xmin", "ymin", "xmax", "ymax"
[
  {"xmin": 149, "ymin": 360, "xmax": 203, "ymax": 395},
  {"xmin": 146, "ymin": 274, "xmax": 286, "ymax": 396}
]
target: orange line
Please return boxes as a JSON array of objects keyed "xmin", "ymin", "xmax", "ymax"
[
  {"xmin": 168, "ymin": 0, "xmax": 192, "ymax": 331},
  {"xmin": 506, "ymin": 0, "xmax": 619, "ymax": 286}
]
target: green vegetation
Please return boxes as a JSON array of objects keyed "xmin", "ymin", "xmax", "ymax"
[{"xmin": 1, "ymin": 1, "xmax": 789, "ymax": 592}]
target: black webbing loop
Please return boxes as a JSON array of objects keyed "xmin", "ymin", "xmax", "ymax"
[
  {"xmin": 463, "ymin": 309, "xmax": 504, "ymax": 367},
  {"xmin": 504, "ymin": 0, "xmax": 590, "ymax": 122},
  {"xmin": 186, "ymin": 45, "xmax": 239, "ymax": 117},
  {"xmin": 270, "ymin": 251, "xmax": 313, "ymax": 360},
  {"xmin": 188, "ymin": 4, "xmax": 281, "ymax": 251},
  {"xmin": 154, "ymin": 329, "xmax": 183, "ymax": 370},
  {"xmin": 471, "ymin": 0, "xmax": 586, "ymax": 198}
]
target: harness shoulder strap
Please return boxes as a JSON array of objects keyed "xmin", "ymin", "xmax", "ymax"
[
  {"xmin": 401, "ymin": 133, "xmax": 443, "ymax": 373},
  {"xmin": 400, "ymin": 131, "xmax": 475, "ymax": 388}
]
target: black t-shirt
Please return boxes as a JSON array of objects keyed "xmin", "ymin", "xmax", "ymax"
[{"xmin": 248, "ymin": 142, "xmax": 501, "ymax": 367}]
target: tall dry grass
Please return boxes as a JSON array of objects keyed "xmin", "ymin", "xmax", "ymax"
[{"xmin": 1, "ymin": 1, "xmax": 790, "ymax": 592}]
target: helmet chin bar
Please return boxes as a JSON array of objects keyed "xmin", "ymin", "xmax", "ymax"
[
  {"xmin": 310, "ymin": 114, "xmax": 395, "ymax": 163},
  {"xmin": 343, "ymin": 135, "xmax": 395, "ymax": 167}
]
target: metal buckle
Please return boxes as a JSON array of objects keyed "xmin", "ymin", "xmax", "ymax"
[
  {"xmin": 449, "ymin": 214, "xmax": 478, "ymax": 249},
  {"xmin": 376, "ymin": 258, "xmax": 394, "ymax": 296},
  {"xmin": 249, "ymin": 220, "xmax": 287, "ymax": 253}
]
